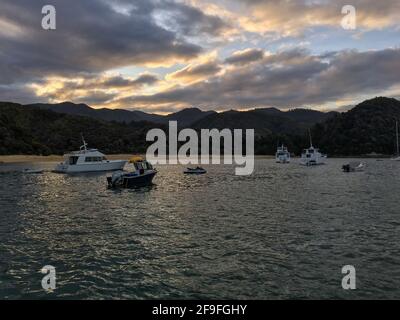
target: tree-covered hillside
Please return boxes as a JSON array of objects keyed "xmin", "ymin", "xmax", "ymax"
[
  {"xmin": 0, "ymin": 102, "xmax": 163, "ymax": 155},
  {"xmin": 311, "ymin": 97, "xmax": 400, "ymax": 156}
]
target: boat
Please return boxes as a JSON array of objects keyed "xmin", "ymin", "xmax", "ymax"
[
  {"xmin": 107, "ymin": 156, "xmax": 157, "ymax": 188},
  {"xmin": 391, "ymin": 120, "xmax": 400, "ymax": 161},
  {"xmin": 22, "ymin": 168, "xmax": 44, "ymax": 174},
  {"xmin": 300, "ymin": 130, "xmax": 327, "ymax": 166},
  {"xmin": 54, "ymin": 135, "xmax": 126, "ymax": 173},
  {"xmin": 275, "ymin": 144, "xmax": 291, "ymax": 163},
  {"xmin": 184, "ymin": 167, "xmax": 207, "ymax": 174},
  {"xmin": 342, "ymin": 161, "xmax": 366, "ymax": 172}
]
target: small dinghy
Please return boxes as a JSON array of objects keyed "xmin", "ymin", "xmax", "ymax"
[
  {"xmin": 342, "ymin": 161, "xmax": 366, "ymax": 172},
  {"xmin": 184, "ymin": 167, "xmax": 207, "ymax": 174},
  {"xmin": 22, "ymin": 168, "xmax": 44, "ymax": 174}
]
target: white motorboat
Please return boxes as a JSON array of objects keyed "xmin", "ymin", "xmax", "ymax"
[
  {"xmin": 54, "ymin": 136, "xmax": 126, "ymax": 173},
  {"xmin": 300, "ymin": 130, "xmax": 327, "ymax": 166},
  {"xmin": 275, "ymin": 144, "xmax": 291, "ymax": 163},
  {"xmin": 391, "ymin": 120, "xmax": 400, "ymax": 161}
]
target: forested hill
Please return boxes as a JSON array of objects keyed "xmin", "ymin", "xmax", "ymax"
[
  {"xmin": 311, "ymin": 97, "xmax": 400, "ymax": 156},
  {"xmin": 0, "ymin": 102, "xmax": 163, "ymax": 155}
]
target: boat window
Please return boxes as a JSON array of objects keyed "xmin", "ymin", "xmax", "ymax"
[
  {"xmin": 102, "ymin": 156, "xmax": 107, "ymax": 161},
  {"xmin": 85, "ymin": 157, "xmax": 102, "ymax": 162},
  {"xmin": 69, "ymin": 156, "xmax": 79, "ymax": 165},
  {"xmin": 136, "ymin": 162, "xmax": 144, "ymax": 170}
]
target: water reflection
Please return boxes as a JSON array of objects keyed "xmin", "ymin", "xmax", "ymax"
[{"xmin": 0, "ymin": 159, "xmax": 399, "ymax": 299}]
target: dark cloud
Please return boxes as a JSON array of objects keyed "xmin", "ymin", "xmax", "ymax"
[
  {"xmin": 0, "ymin": 0, "xmax": 204, "ymax": 85},
  {"xmin": 155, "ymin": 1, "xmax": 229, "ymax": 37},
  {"xmin": 225, "ymin": 48, "xmax": 264, "ymax": 65},
  {"xmin": 121, "ymin": 48, "xmax": 400, "ymax": 109}
]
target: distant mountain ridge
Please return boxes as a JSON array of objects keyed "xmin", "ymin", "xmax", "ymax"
[
  {"xmin": 25, "ymin": 101, "xmax": 336, "ymax": 131},
  {"xmin": 25, "ymin": 102, "xmax": 216, "ymax": 126}
]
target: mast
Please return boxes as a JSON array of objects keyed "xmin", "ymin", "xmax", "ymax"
[
  {"xmin": 308, "ymin": 129, "xmax": 313, "ymax": 148},
  {"xmin": 396, "ymin": 120, "xmax": 399, "ymax": 156},
  {"xmin": 80, "ymin": 133, "xmax": 88, "ymax": 152}
]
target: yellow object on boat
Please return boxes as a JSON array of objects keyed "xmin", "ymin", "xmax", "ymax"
[{"xmin": 129, "ymin": 156, "xmax": 144, "ymax": 163}]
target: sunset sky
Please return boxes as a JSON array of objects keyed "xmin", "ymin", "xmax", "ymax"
[{"xmin": 1, "ymin": 0, "xmax": 400, "ymax": 113}]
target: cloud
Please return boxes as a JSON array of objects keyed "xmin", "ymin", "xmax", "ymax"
[
  {"xmin": 220, "ymin": 0, "xmax": 400, "ymax": 36},
  {"xmin": 0, "ymin": 0, "xmax": 205, "ymax": 86},
  {"xmin": 167, "ymin": 61, "xmax": 222, "ymax": 83},
  {"xmin": 153, "ymin": 0, "xmax": 229, "ymax": 38},
  {"xmin": 28, "ymin": 73, "xmax": 159, "ymax": 106},
  {"xmin": 116, "ymin": 48, "xmax": 400, "ymax": 110},
  {"xmin": 224, "ymin": 48, "xmax": 265, "ymax": 65}
]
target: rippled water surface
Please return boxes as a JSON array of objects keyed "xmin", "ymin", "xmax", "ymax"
[{"xmin": 1, "ymin": 159, "xmax": 400, "ymax": 299}]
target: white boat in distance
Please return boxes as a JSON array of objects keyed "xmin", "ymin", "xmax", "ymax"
[
  {"xmin": 54, "ymin": 136, "xmax": 127, "ymax": 173},
  {"xmin": 300, "ymin": 131, "xmax": 327, "ymax": 166},
  {"xmin": 391, "ymin": 120, "xmax": 400, "ymax": 161},
  {"xmin": 275, "ymin": 144, "xmax": 291, "ymax": 163}
]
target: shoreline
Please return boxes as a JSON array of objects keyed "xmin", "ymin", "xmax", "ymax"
[{"xmin": 0, "ymin": 154, "xmax": 391, "ymax": 163}]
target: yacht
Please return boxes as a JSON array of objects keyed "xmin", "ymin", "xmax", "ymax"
[
  {"xmin": 54, "ymin": 136, "xmax": 126, "ymax": 173},
  {"xmin": 391, "ymin": 120, "xmax": 400, "ymax": 161},
  {"xmin": 275, "ymin": 144, "xmax": 291, "ymax": 163},
  {"xmin": 300, "ymin": 131, "xmax": 327, "ymax": 166}
]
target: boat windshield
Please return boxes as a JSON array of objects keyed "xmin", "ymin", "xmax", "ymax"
[
  {"xmin": 136, "ymin": 161, "xmax": 153, "ymax": 170},
  {"xmin": 69, "ymin": 156, "xmax": 79, "ymax": 165}
]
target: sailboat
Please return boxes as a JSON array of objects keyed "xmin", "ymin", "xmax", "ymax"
[
  {"xmin": 300, "ymin": 130, "xmax": 327, "ymax": 166},
  {"xmin": 391, "ymin": 120, "xmax": 400, "ymax": 161}
]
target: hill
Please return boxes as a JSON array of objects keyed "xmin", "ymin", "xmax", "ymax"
[
  {"xmin": 0, "ymin": 102, "xmax": 163, "ymax": 155},
  {"xmin": 311, "ymin": 97, "xmax": 400, "ymax": 156}
]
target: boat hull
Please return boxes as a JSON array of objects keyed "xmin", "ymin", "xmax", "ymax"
[
  {"xmin": 54, "ymin": 160, "xmax": 126, "ymax": 173},
  {"xmin": 108, "ymin": 170, "xmax": 157, "ymax": 188},
  {"xmin": 276, "ymin": 157, "xmax": 290, "ymax": 164},
  {"xmin": 184, "ymin": 170, "xmax": 207, "ymax": 174}
]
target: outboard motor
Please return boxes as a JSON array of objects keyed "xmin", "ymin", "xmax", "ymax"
[
  {"xmin": 342, "ymin": 164, "xmax": 350, "ymax": 172},
  {"xmin": 109, "ymin": 171, "xmax": 124, "ymax": 187}
]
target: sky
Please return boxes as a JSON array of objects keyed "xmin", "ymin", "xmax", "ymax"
[{"xmin": 0, "ymin": 0, "xmax": 399, "ymax": 113}]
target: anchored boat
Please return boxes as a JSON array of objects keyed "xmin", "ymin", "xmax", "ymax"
[
  {"xmin": 342, "ymin": 161, "xmax": 366, "ymax": 172},
  {"xmin": 107, "ymin": 156, "xmax": 157, "ymax": 188},
  {"xmin": 184, "ymin": 167, "xmax": 207, "ymax": 174},
  {"xmin": 275, "ymin": 144, "xmax": 291, "ymax": 163},
  {"xmin": 300, "ymin": 130, "xmax": 327, "ymax": 166},
  {"xmin": 54, "ymin": 136, "xmax": 126, "ymax": 173}
]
